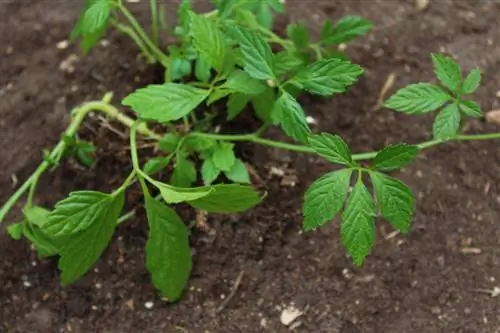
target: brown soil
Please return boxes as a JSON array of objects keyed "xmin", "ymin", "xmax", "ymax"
[{"xmin": 1, "ymin": 1, "xmax": 500, "ymax": 332}]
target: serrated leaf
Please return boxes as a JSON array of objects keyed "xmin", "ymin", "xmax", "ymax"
[
  {"xmin": 223, "ymin": 70, "xmax": 267, "ymax": 95},
  {"xmin": 188, "ymin": 184, "xmax": 261, "ymax": 213},
  {"xmin": 433, "ymin": 103, "xmax": 461, "ymax": 140},
  {"xmin": 7, "ymin": 223, "xmax": 23, "ymax": 240},
  {"xmin": 122, "ymin": 84, "xmax": 209, "ymax": 123},
  {"xmin": 201, "ymin": 158, "xmax": 221, "ymax": 185},
  {"xmin": 171, "ymin": 154, "xmax": 197, "ymax": 187},
  {"xmin": 226, "ymin": 25, "xmax": 276, "ymax": 80},
  {"xmin": 227, "ymin": 93, "xmax": 249, "ymax": 120},
  {"xmin": 224, "ymin": 159, "xmax": 251, "ymax": 184},
  {"xmin": 370, "ymin": 172, "xmax": 415, "ymax": 234},
  {"xmin": 462, "ymin": 69, "xmax": 481, "ymax": 95},
  {"xmin": 170, "ymin": 57, "xmax": 192, "ymax": 81},
  {"xmin": 251, "ymin": 86, "xmax": 276, "ymax": 122},
  {"xmin": 303, "ymin": 169, "xmax": 352, "ymax": 230},
  {"xmin": 58, "ymin": 191, "xmax": 123, "ymax": 284},
  {"xmin": 152, "ymin": 180, "xmax": 213, "ymax": 204},
  {"xmin": 195, "ymin": 57, "xmax": 212, "ymax": 83},
  {"xmin": 207, "ymin": 88, "xmax": 232, "ymax": 105},
  {"xmin": 184, "ymin": 136, "xmax": 215, "ymax": 152},
  {"xmin": 372, "ymin": 144, "xmax": 419, "ymax": 171},
  {"xmin": 24, "ymin": 206, "xmax": 51, "ymax": 228},
  {"xmin": 272, "ymin": 92, "xmax": 311, "ymax": 143},
  {"xmin": 212, "ymin": 143, "xmax": 236, "ymax": 172},
  {"xmin": 82, "ymin": 0, "xmax": 110, "ymax": 35},
  {"xmin": 144, "ymin": 155, "xmax": 172, "ymax": 175},
  {"xmin": 144, "ymin": 197, "xmax": 191, "ymax": 301},
  {"xmin": 459, "ymin": 100, "xmax": 482, "ymax": 117},
  {"xmin": 287, "ymin": 23, "xmax": 310, "ymax": 50},
  {"xmin": 43, "ymin": 191, "xmax": 118, "ymax": 237},
  {"xmin": 291, "ymin": 58, "xmax": 363, "ymax": 96},
  {"xmin": 274, "ymin": 51, "xmax": 305, "ymax": 76},
  {"xmin": 341, "ymin": 180, "xmax": 377, "ymax": 266},
  {"xmin": 432, "ymin": 54, "xmax": 462, "ymax": 92},
  {"xmin": 321, "ymin": 16, "xmax": 373, "ymax": 45},
  {"xmin": 22, "ymin": 223, "xmax": 61, "ymax": 258},
  {"xmin": 190, "ymin": 13, "xmax": 226, "ymax": 72},
  {"xmin": 384, "ymin": 83, "xmax": 451, "ymax": 114},
  {"xmin": 308, "ymin": 133, "xmax": 353, "ymax": 166},
  {"xmin": 159, "ymin": 133, "xmax": 180, "ymax": 153}
]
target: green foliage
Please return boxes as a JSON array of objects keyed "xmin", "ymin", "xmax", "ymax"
[
  {"xmin": 384, "ymin": 83, "xmax": 451, "ymax": 114},
  {"xmin": 272, "ymin": 92, "xmax": 311, "ymax": 143},
  {"xmin": 308, "ymin": 133, "xmax": 353, "ymax": 166},
  {"xmin": 372, "ymin": 144, "xmax": 419, "ymax": 171},
  {"xmin": 320, "ymin": 16, "xmax": 373, "ymax": 45}
]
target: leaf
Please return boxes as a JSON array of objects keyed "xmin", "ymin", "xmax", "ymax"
[
  {"xmin": 212, "ymin": 143, "xmax": 236, "ymax": 172},
  {"xmin": 171, "ymin": 154, "xmax": 197, "ymax": 187},
  {"xmin": 152, "ymin": 180, "xmax": 213, "ymax": 204},
  {"xmin": 58, "ymin": 191, "xmax": 124, "ymax": 285},
  {"xmin": 22, "ymin": 223, "xmax": 61, "ymax": 258},
  {"xmin": 321, "ymin": 16, "xmax": 373, "ymax": 45},
  {"xmin": 23, "ymin": 206, "xmax": 51, "ymax": 228},
  {"xmin": 272, "ymin": 92, "xmax": 311, "ymax": 143},
  {"xmin": 7, "ymin": 223, "xmax": 23, "ymax": 240},
  {"xmin": 188, "ymin": 184, "xmax": 261, "ymax": 213},
  {"xmin": 372, "ymin": 144, "xmax": 419, "ymax": 171},
  {"xmin": 223, "ymin": 70, "xmax": 267, "ymax": 95},
  {"xmin": 308, "ymin": 133, "xmax": 353, "ymax": 166},
  {"xmin": 144, "ymin": 155, "xmax": 172, "ymax": 175},
  {"xmin": 303, "ymin": 169, "xmax": 352, "ymax": 230},
  {"xmin": 287, "ymin": 23, "xmax": 310, "ymax": 50},
  {"xmin": 190, "ymin": 13, "xmax": 226, "ymax": 72},
  {"xmin": 195, "ymin": 57, "xmax": 211, "ymax": 83},
  {"xmin": 227, "ymin": 93, "xmax": 249, "ymax": 120},
  {"xmin": 122, "ymin": 84, "xmax": 210, "ymax": 123},
  {"xmin": 43, "ymin": 191, "xmax": 119, "ymax": 237},
  {"xmin": 201, "ymin": 158, "xmax": 221, "ymax": 185},
  {"xmin": 459, "ymin": 100, "xmax": 482, "ymax": 117},
  {"xmin": 292, "ymin": 58, "xmax": 363, "ymax": 96},
  {"xmin": 341, "ymin": 180, "xmax": 377, "ymax": 266},
  {"xmin": 170, "ymin": 57, "xmax": 192, "ymax": 81},
  {"xmin": 224, "ymin": 159, "xmax": 251, "ymax": 184},
  {"xmin": 145, "ymin": 197, "xmax": 192, "ymax": 301},
  {"xmin": 159, "ymin": 133, "xmax": 180, "ymax": 153},
  {"xmin": 225, "ymin": 25, "xmax": 276, "ymax": 80},
  {"xmin": 432, "ymin": 54, "xmax": 462, "ymax": 92},
  {"xmin": 184, "ymin": 136, "xmax": 215, "ymax": 152},
  {"xmin": 433, "ymin": 103, "xmax": 461, "ymax": 140},
  {"xmin": 207, "ymin": 88, "xmax": 232, "ymax": 105},
  {"xmin": 251, "ymin": 87, "xmax": 276, "ymax": 122},
  {"xmin": 370, "ymin": 172, "xmax": 415, "ymax": 234},
  {"xmin": 384, "ymin": 83, "xmax": 451, "ymax": 114},
  {"xmin": 461, "ymin": 69, "xmax": 481, "ymax": 94},
  {"xmin": 82, "ymin": 0, "xmax": 110, "ymax": 35},
  {"xmin": 274, "ymin": 51, "xmax": 305, "ymax": 76}
]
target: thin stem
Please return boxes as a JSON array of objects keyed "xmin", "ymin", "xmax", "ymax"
[
  {"xmin": 150, "ymin": 0, "xmax": 159, "ymax": 46},
  {"xmin": 130, "ymin": 121, "xmax": 151, "ymax": 197},
  {"xmin": 111, "ymin": 19, "xmax": 156, "ymax": 63}
]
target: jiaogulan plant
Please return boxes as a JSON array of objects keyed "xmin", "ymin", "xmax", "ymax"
[{"xmin": 1, "ymin": 0, "xmax": 499, "ymax": 301}]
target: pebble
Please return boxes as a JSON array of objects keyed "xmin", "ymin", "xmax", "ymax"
[
  {"xmin": 280, "ymin": 306, "xmax": 303, "ymax": 326},
  {"xmin": 56, "ymin": 40, "xmax": 69, "ymax": 50},
  {"xmin": 486, "ymin": 109, "xmax": 500, "ymax": 125},
  {"xmin": 23, "ymin": 281, "xmax": 32, "ymax": 288},
  {"xmin": 144, "ymin": 301, "xmax": 154, "ymax": 309}
]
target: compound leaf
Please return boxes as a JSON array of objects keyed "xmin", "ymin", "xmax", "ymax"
[
  {"xmin": 432, "ymin": 53, "xmax": 462, "ymax": 92},
  {"xmin": 308, "ymin": 133, "xmax": 353, "ymax": 166},
  {"xmin": 372, "ymin": 144, "xmax": 419, "ymax": 171},
  {"xmin": 384, "ymin": 83, "xmax": 451, "ymax": 114},
  {"xmin": 321, "ymin": 16, "xmax": 373, "ymax": 45},
  {"xmin": 190, "ymin": 13, "xmax": 226, "ymax": 72},
  {"xmin": 303, "ymin": 169, "xmax": 352, "ymax": 230},
  {"xmin": 272, "ymin": 92, "xmax": 311, "ymax": 143},
  {"xmin": 224, "ymin": 159, "xmax": 251, "ymax": 184},
  {"xmin": 212, "ymin": 143, "xmax": 236, "ymax": 172},
  {"xmin": 459, "ymin": 100, "xmax": 482, "ymax": 117},
  {"xmin": 145, "ymin": 197, "xmax": 191, "ymax": 301},
  {"xmin": 433, "ymin": 103, "xmax": 461, "ymax": 140},
  {"xmin": 188, "ymin": 184, "xmax": 261, "ymax": 213},
  {"xmin": 341, "ymin": 180, "xmax": 377, "ymax": 266},
  {"xmin": 122, "ymin": 84, "xmax": 209, "ymax": 123},
  {"xmin": 462, "ymin": 69, "xmax": 481, "ymax": 95},
  {"xmin": 370, "ymin": 172, "xmax": 415, "ymax": 234}
]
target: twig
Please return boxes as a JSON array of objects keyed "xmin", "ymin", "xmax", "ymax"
[
  {"xmin": 216, "ymin": 270, "xmax": 245, "ymax": 314},
  {"xmin": 373, "ymin": 72, "xmax": 396, "ymax": 111}
]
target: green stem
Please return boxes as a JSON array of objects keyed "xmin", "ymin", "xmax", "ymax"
[
  {"xmin": 150, "ymin": 0, "xmax": 159, "ymax": 46},
  {"xmin": 130, "ymin": 121, "xmax": 151, "ymax": 196},
  {"xmin": 111, "ymin": 19, "xmax": 156, "ymax": 63}
]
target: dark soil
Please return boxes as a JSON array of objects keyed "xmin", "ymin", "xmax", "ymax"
[{"xmin": 1, "ymin": 1, "xmax": 500, "ymax": 332}]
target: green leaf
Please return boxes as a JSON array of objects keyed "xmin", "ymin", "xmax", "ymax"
[
  {"xmin": 82, "ymin": 0, "xmax": 110, "ymax": 35},
  {"xmin": 251, "ymin": 86, "xmax": 276, "ymax": 122},
  {"xmin": 207, "ymin": 88, "xmax": 232, "ymax": 105},
  {"xmin": 122, "ymin": 84, "xmax": 210, "ymax": 123},
  {"xmin": 223, "ymin": 70, "xmax": 267, "ymax": 95},
  {"xmin": 23, "ymin": 206, "xmax": 51, "ymax": 228},
  {"xmin": 227, "ymin": 93, "xmax": 249, "ymax": 120},
  {"xmin": 145, "ymin": 197, "xmax": 192, "ymax": 301},
  {"xmin": 184, "ymin": 136, "xmax": 215, "ymax": 152},
  {"xmin": 22, "ymin": 223, "xmax": 61, "ymax": 258},
  {"xmin": 433, "ymin": 103, "xmax": 461, "ymax": 140},
  {"xmin": 201, "ymin": 158, "xmax": 221, "ymax": 185},
  {"xmin": 287, "ymin": 23, "xmax": 310, "ymax": 50},
  {"xmin": 190, "ymin": 13, "xmax": 226, "ymax": 72},
  {"xmin": 461, "ymin": 69, "xmax": 481, "ymax": 95},
  {"xmin": 274, "ymin": 51, "xmax": 305, "ymax": 76},
  {"xmin": 226, "ymin": 25, "xmax": 276, "ymax": 80},
  {"xmin": 152, "ymin": 180, "xmax": 213, "ymax": 204},
  {"xmin": 370, "ymin": 172, "xmax": 415, "ymax": 234},
  {"xmin": 272, "ymin": 92, "xmax": 311, "ymax": 143},
  {"xmin": 188, "ymin": 184, "xmax": 261, "ymax": 213},
  {"xmin": 224, "ymin": 159, "xmax": 251, "ymax": 184},
  {"xmin": 81, "ymin": 25, "xmax": 108, "ymax": 54},
  {"xmin": 212, "ymin": 143, "xmax": 236, "ymax": 172},
  {"xmin": 303, "ymin": 169, "xmax": 352, "ymax": 230},
  {"xmin": 195, "ymin": 57, "xmax": 212, "ymax": 83},
  {"xmin": 321, "ymin": 16, "xmax": 373, "ymax": 45},
  {"xmin": 159, "ymin": 133, "xmax": 180, "ymax": 153},
  {"xmin": 308, "ymin": 133, "xmax": 353, "ymax": 166},
  {"xmin": 75, "ymin": 142, "xmax": 96, "ymax": 167},
  {"xmin": 459, "ymin": 100, "xmax": 482, "ymax": 117},
  {"xmin": 43, "ymin": 191, "xmax": 119, "ymax": 237},
  {"xmin": 372, "ymin": 144, "xmax": 419, "ymax": 171},
  {"xmin": 384, "ymin": 83, "xmax": 451, "ymax": 114},
  {"xmin": 292, "ymin": 58, "xmax": 363, "ymax": 96},
  {"xmin": 432, "ymin": 54, "xmax": 462, "ymax": 92},
  {"xmin": 7, "ymin": 223, "xmax": 23, "ymax": 240},
  {"xmin": 171, "ymin": 154, "xmax": 197, "ymax": 187},
  {"xmin": 58, "ymin": 191, "xmax": 124, "ymax": 285},
  {"xmin": 170, "ymin": 57, "xmax": 192, "ymax": 81},
  {"xmin": 341, "ymin": 180, "xmax": 377, "ymax": 266},
  {"xmin": 144, "ymin": 155, "xmax": 172, "ymax": 175}
]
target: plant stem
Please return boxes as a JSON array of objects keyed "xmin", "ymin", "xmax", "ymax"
[
  {"xmin": 130, "ymin": 121, "xmax": 151, "ymax": 196},
  {"xmin": 111, "ymin": 19, "xmax": 156, "ymax": 63},
  {"xmin": 150, "ymin": 0, "xmax": 159, "ymax": 46}
]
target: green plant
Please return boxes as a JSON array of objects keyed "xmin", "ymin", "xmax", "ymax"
[{"xmin": 2, "ymin": 0, "xmax": 499, "ymax": 301}]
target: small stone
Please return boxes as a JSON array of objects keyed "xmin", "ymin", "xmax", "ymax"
[
  {"xmin": 416, "ymin": 0, "xmax": 429, "ymax": 11},
  {"xmin": 486, "ymin": 109, "xmax": 500, "ymax": 125},
  {"xmin": 99, "ymin": 39, "xmax": 110, "ymax": 47},
  {"xmin": 56, "ymin": 40, "xmax": 69, "ymax": 50},
  {"xmin": 496, "ymin": 91, "xmax": 500, "ymax": 98},
  {"xmin": 95, "ymin": 283, "xmax": 102, "ymax": 289},
  {"xmin": 144, "ymin": 301, "xmax": 154, "ymax": 309},
  {"xmin": 125, "ymin": 299, "xmax": 135, "ymax": 310},
  {"xmin": 280, "ymin": 306, "xmax": 303, "ymax": 326},
  {"xmin": 260, "ymin": 318, "xmax": 267, "ymax": 328},
  {"xmin": 435, "ymin": 255, "xmax": 445, "ymax": 267},
  {"xmin": 23, "ymin": 281, "xmax": 32, "ymax": 288},
  {"xmin": 306, "ymin": 116, "xmax": 317, "ymax": 125}
]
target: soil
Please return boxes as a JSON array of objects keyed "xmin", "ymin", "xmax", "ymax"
[{"xmin": 1, "ymin": 1, "xmax": 500, "ymax": 332}]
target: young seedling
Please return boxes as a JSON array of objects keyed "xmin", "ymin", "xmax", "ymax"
[{"xmin": 2, "ymin": 0, "xmax": 499, "ymax": 301}]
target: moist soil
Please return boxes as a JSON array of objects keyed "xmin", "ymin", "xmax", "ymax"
[{"xmin": 1, "ymin": 1, "xmax": 500, "ymax": 332}]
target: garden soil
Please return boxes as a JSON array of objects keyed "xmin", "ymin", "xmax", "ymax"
[{"xmin": 1, "ymin": 1, "xmax": 500, "ymax": 332}]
